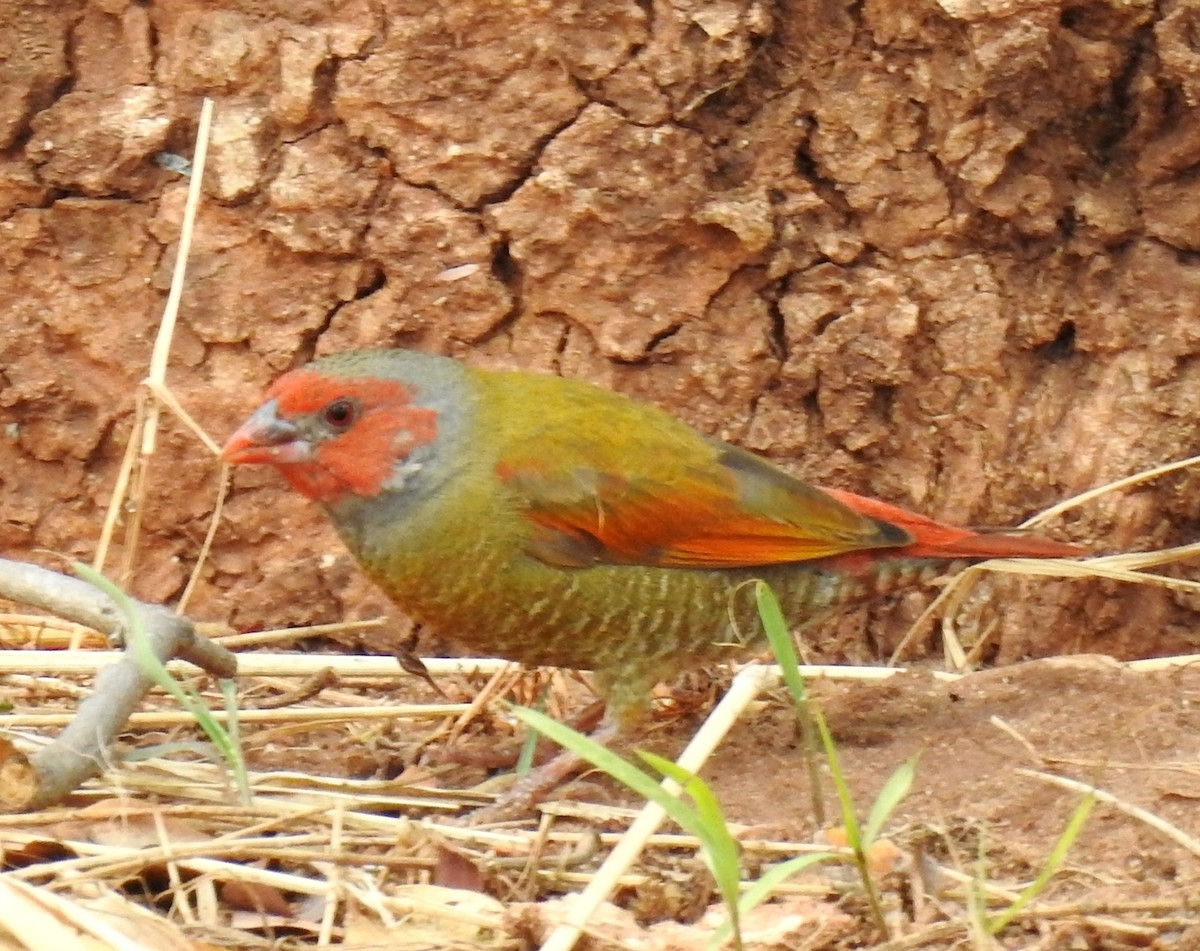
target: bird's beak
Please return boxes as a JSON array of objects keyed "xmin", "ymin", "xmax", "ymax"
[{"xmin": 221, "ymin": 400, "xmax": 313, "ymax": 466}]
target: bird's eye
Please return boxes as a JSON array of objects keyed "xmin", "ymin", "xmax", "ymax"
[{"xmin": 322, "ymin": 399, "xmax": 358, "ymax": 429}]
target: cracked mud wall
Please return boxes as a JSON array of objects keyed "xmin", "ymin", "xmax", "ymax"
[{"xmin": 3, "ymin": 0, "xmax": 1200, "ymax": 662}]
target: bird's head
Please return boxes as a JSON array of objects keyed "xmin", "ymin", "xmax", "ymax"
[{"xmin": 221, "ymin": 350, "xmax": 469, "ymax": 508}]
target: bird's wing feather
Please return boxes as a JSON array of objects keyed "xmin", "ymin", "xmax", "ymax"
[
  {"xmin": 496, "ymin": 438, "xmax": 912, "ymax": 569},
  {"xmin": 819, "ymin": 488, "xmax": 1085, "ymax": 559}
]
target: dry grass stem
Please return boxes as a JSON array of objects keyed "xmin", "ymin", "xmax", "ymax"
[
  {"xmin": 93, "ymin": 99, "xmax": 214, "ymax": 587},
  {"xmin": 0, "ymin": 647, "xmax": 983, "ymax": 683},
  {"xmin": 177, "ymin": 465, "xmax": 229, "ymax": 614},
  {"xmin": 0, "ymin": 702, "xmax": 471, "ymax": 728},
  {"xmin": 141, "ymin": 378, "xmax": 222, "ymax": 456},
  {"xmin": 141, "ymin": 99, "xmax": 213, "ymax": 454},
  {"xmin": 1023, "ymin": 452, "xmax": 1200, "ymax": 527},
  {"xmin": 0, "ymin": 649, "xmax": 511, "ymax": 678},
  {"xmin": 445, "ymin": 662, "xmax": 525, "ymax": 746},
  {"xmin": 1016, "ymin": 768, "xmax": 1200, "ymax": 858},
  {"xmin": 989, "ymin": 716, "xmax": 1046, "ymax": 765},
  {"xmin": 92, "ymin": 393, "xmax": 147, "ymax": 575},
  {"xmin": 213, "ymin": 617, "xmax": 387, "ymax": 648},
  {"xmin": 889, "ymin": 452, "xmax": 1200, "ymax": 666}
]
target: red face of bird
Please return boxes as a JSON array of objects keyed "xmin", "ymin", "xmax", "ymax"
[{"xmin": 221, "ymin": 368, "xmax": 441, "ymax": 505}]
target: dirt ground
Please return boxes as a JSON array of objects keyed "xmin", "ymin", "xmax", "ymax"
[
  {"xmin": 603, "ymin": 653, "xmax": 1200, "ymax": 947},
  {"xmin": 8, "ymin": 634, "xmax": 1197, "ymax": 950},
  {"xmin": 251, "ymin": 645, "xmax": 1200, "ymax": 948},
  {"xmin": 5, "ymin": 0, "xmax": 1200, "ymax": 947},
  {"xmin": 4, "ymin": 618, "xmax": 1200, "ymax": 949}
]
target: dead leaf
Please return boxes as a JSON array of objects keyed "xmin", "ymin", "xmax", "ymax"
[{"xmin": 220, "ymin": 880, "xmax": 293, "ymax": 916}]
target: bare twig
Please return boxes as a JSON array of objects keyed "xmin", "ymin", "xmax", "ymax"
[{"xmin": 0, "ymin": 558, "xmax": 236, "ymax": 811}]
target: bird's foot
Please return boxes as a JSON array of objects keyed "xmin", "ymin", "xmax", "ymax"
[
  {"xmin": 428, "ymin": 699, "xmax": 606, "ymax": 773},
  {"xmin": 462, "ymin": 748, "xmax": 589, "ymax": 824},
  {"xmin": 464, "ymin": 717, "xmax": 619, "ymax": 825}
]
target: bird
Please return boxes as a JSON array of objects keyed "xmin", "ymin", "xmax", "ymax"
[{"xmin": 221, "ymin": 348, "xmax": 1083, "ymax": 736}]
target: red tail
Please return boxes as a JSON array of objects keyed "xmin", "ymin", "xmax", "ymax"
[{"xmin": 821, "ymin": 488, "xmax": 1085, "ymax": 560}]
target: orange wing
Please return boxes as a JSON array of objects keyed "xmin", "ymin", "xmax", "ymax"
[
  {"xmin": 498, "ymin": 441, "xmax": 912, "ymax": 569},
  {"xmin": 483, "ymin": 369, "xmax": 1081, "ymax": 571}
]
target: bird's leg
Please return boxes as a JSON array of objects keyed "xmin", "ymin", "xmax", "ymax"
[
  {"xmin": 464, "ymin": 671, "xmax": 653, "ymax": 824},
  {"xmin": 533, "ymin": 697, "xmax": 607, "ymax": 762},
  {"xmin": 465, "ymin": 715, "xmax": 619, "ymax": 825},
  {"xmin": 431, "ymin": 697, "xmax": 606, "ymax": 771}
]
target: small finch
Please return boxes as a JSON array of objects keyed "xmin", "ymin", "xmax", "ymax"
[{"xmin": 222, "ymin": 348, "xmax": 1082, "ymax": 733}]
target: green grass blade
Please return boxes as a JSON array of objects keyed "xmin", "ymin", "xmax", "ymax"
[
  {"xmin": 754, "ymin": 581, "xmax": 825, "ymax": 825},
  {"xmin": 638, "ymin": 752, "xmax": 747, "ymax": 951},
  {"xmin": 754, "ymin": 581, "xmax": 806, "ymax": 702},
  {"xmin": 809, "ymin": 701, "xmax": 860, "ymax": 844},
  {"xmin": 639, "ymin": 751, "xmax": 744, "ymax": 917},
  {"xmin": 512, "ymin": 707, "xmax": 747, "ymax": 950},
  {"xmin": 760, "ymin": 579, "xmax": 872, "ymax": 926},
  {"xmin": 515, "ymin": 691, "xmax": 548, "ymax": 776},
  {"xmin": 740, "ymin": 852, "xmax": 836, "ymax": 908},
  {"xmin": 74, "ymin": 563, "xmax": 180, "ymax": 699},
  {"xmin": 708, "ymin": 851, "xmax": 837, "ymax": 949},
  {"xmin": 219, "ymin": 678, "xmax": 251, "ymax": 801},
  {"xmin": 509, "ymin": 706, "xmax": 706, "ymax": 840},
  {"xmin": 72, "ymin": 563, "xmax": 251, "ymax": 803},
  {"xmin": 862, "ymin": 756, "xmax": 917, "ymax": 847},
  {"xmin": 987, "ymin": 789, "xmax": 1095, "ymax": 934},
  {"xmin": 639, "ymin": 752, "xmax": 731, "ymax": 845}
]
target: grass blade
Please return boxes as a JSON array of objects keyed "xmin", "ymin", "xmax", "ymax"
[
  {"xmin": 707, "ymin": 851, "xmax": 837, "ymax": 948},
  {"xmin": 640, "ymin": 751, "xmax": 745, "ymax": 946},
  {"xmin": 754, "ymin": 581, "xmax": 825, "ymax": 825},
  {"xmin": 863, "ymin": 757, "xmax": 917, "ymax": 847},
  {"xmin": 72, "ymin": 562, "xmax": 250, "ymax": 802},
  {"xmin": 509, "ymin": 706, "xmax": 705, "ymax": 839},
  {"xmin": 988, "ymin": 789, "xmax": 1095, "ymax": 934}
]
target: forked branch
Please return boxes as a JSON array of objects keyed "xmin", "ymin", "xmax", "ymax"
[{"xmin": 0, "ymin": 558, "xmax": 236, "ymax": 810}]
